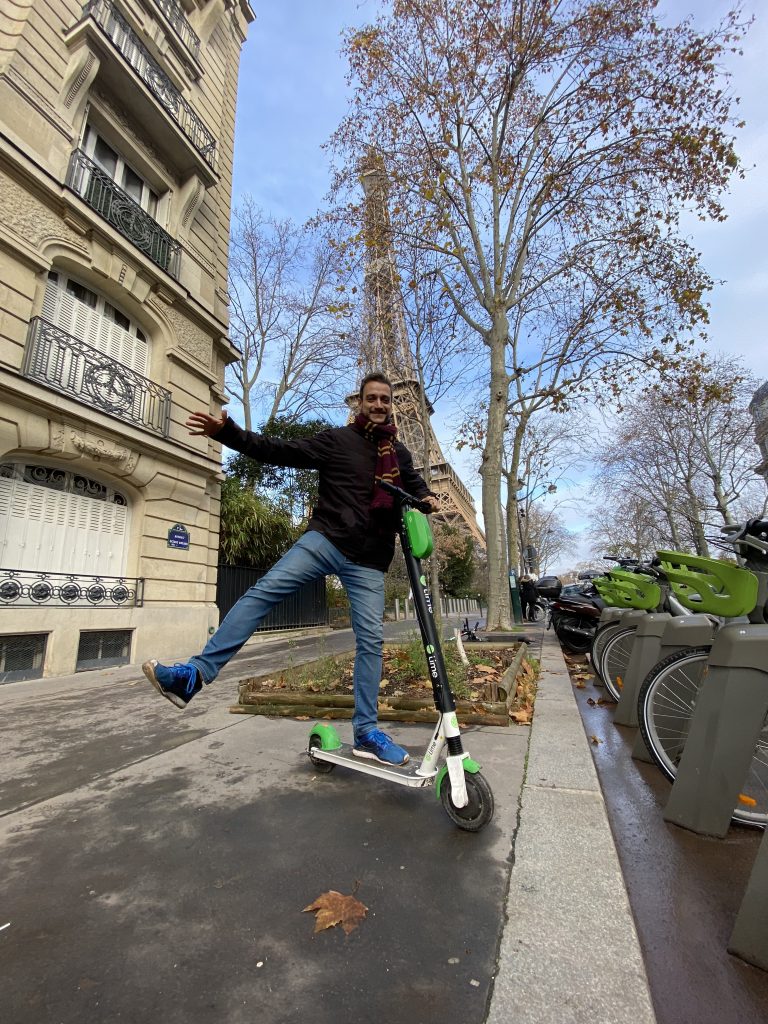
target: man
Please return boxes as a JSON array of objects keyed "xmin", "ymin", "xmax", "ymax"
[
  {"xmin": 519, "ymin": 575, "xmax": 539, "ymax": 622},
  {"xmin": 143, "ymin": 372, "xmax": 439, "ymax": 767}
]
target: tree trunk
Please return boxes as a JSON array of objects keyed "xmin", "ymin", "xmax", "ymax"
[
  {"xmin": 683, "ymin": 478, "xmax": 710, "ymax": 556},
  {"xmin": 481, "ymin": 323, "xmax": 512, "ymax": 630}
]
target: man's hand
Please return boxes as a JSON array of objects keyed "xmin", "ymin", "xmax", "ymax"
[
  {"xmin": 422, "ymin": 495, "xmax": 441, "ymax": 514},
  {"xmin": 187, "ymin": 409, "xmax": 228, "ymax": 437}
]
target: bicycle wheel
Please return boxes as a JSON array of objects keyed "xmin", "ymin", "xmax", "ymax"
[
  {"xmin": 591, "ymin": 621, "xmax": 626, "ymax": 683},
  {"xmin": 637, "ymin": 648, "xmax": 710, "ymax": 780},
  {"xmin": 638, "ymin": 651, "xmax": 768, "ymax": 827},
  {"xmin": 639, "ymin": 647, "xmax": 768, "ymax": 827},
  {"xmin": 599, "ymin": 627, "xmax": 637, "ymax": 702}
]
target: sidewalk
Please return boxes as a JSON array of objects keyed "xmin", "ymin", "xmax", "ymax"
[{"xmin": 0, "ymin": 621, "xmax": 658, "ymax": 1023}]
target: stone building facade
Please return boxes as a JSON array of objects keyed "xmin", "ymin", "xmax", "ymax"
[{"xmin": 0, "ymin": 0, "xmax": 253, "ymax": 678}]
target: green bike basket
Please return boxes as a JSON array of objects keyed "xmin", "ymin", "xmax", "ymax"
[
  {"xmin": 657, "ymin": 550, "xmax": 758, "ymax": 617},
  {"xmin": 404, "ymin": 508, "xmax": 433, "ymax": 559}
]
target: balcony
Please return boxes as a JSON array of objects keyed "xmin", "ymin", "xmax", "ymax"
[
  {"xmin": 0, "ymin": 568, "xmax": 144, "ymax": 608},
  {"xmin": 22, "ymin": 316, "xmax": 172, "ymax": 437},
  {"xmin": 153, "ymin": 0, "xmax": 200, "ymax": 60},
  {"xmin": 82, "ymin": 0, "xmax": 215, "ymax": 170},
  {"xmin": 67, "ymin": 149, "xmax": 181, "ymax": 278}
]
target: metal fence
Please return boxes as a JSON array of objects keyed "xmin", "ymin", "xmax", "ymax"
[{"xmin": 215, "ymin": 565, "xmax": 327, "ymax": 630}]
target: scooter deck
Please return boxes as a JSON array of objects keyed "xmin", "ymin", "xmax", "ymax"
[{"xmin": 308, "ymin": 742, "xmax": 437, "ymax": 788}]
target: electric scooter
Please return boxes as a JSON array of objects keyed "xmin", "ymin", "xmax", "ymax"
[{"xmin": 306, "ymin": 481, "xmax": 495, "ymax": 832}]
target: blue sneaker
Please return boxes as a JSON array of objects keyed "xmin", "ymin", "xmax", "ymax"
[
  {"xmin": 353, "ymin": 729, "xmax": 409, "ymax": 766},
  {"xmin": 142, "ymin": 660, "xmax": 202, "ymax": 709}
]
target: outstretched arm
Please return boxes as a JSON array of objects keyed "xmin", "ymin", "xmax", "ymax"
[{"xmin": 187, "ymin": 408, "xmax": 333, "ymax": 469}]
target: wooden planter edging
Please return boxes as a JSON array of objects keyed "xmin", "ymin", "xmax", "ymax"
[{"xmin": 229, "ymin": 641, "xmax": 531, "ymax": 728}]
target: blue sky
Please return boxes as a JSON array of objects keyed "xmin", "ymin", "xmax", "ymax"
[{"xmin": 231, "ymin": 1, "xmax": 767, "ymax": 571}]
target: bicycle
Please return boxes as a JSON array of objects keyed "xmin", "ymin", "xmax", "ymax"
[
  {"xmin": 593, "ymin": 563, "xmax": 693, "ymax": 701},
  {"xmin": 636, "ymin": 520, "xmax": 767, "ymax": 826}
]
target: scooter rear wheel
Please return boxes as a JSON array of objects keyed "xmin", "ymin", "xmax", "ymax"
[
  {"xmin": 440, "ymin": 771, "xmax": 494, "ymax": 831},
  {"xmin": 308, "ymin": 735, "xmax": 335, "ymax": 773}
]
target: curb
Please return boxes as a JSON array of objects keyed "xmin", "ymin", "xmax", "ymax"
[{"xmin": 486, "ymin": 629, "xmax": 657, "ymax": 1024}]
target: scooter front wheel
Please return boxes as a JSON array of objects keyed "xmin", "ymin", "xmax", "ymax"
[{"xmin": 440, "ymin": 771, "xmax": 494, "ymax": 832}]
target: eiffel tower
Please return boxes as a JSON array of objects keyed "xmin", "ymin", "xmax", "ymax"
[{"xmin": 353, "ymin": 152, "xmax": 485, "ymax": 549}]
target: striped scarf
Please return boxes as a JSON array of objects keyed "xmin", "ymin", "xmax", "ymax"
[{"xmin": 352, "ymin": 413, "xmax": 401, "ymax": 510}]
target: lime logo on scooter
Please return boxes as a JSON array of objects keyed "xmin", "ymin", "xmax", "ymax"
[
  {"xmin": 419, "ymin": 574, "xmax": 433, "ymax": 614},
  {"xmin": 425, "ymin": 642, "xmax": 439, "ymax": 681}
]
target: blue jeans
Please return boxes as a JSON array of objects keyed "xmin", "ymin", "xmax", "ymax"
[{"xmin": 190, "ymin": 531, "xmax": 385, "ymax": 737}]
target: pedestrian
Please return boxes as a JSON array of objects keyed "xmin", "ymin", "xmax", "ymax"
[
  {"xmin": 143, "ymin": 371, "xmax": 440, "ymax": 767},
  {"xmin": 519, "ymin": 574, "xmax": 538, "ymax": 622}
]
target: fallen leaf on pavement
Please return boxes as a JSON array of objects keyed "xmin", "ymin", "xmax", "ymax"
[
  {"xmin": 590, "ymin": 735, "xmax": 602, "ymax": 744},
  {"xmin": 510, "ymin": 708, "xmax": 532, "ymax": 724},
  {"xmin": 303, "ymin": 889, "xmax": 368, "ymax": 935}
]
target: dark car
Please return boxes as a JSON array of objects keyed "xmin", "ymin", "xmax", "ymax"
[{"xmin": 535, "ymin": 575, "xmax": 562, "ymax": 600}]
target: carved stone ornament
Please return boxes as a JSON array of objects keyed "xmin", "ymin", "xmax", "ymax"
[
  {"xmin": 0, "ymin": 171, "xmax": 84, "ymax": 251},
  {"xmin": 50, "ymin": 422, "xmax": 66, "ymax": 452},
  {"xmin": 165, "ymin": 305, "xmax": 211, "ymax": 367},
  {"xmin": 71, "ymin": 432, "xmax": 131, "ymax": 464}
]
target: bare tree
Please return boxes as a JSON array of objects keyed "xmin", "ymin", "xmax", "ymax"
[
  {"xmin": 228, "ymin": 198, "xmax": 356, "ymax": 427},
  {"xmin": 592, "ymin": 357, "xmax": 767, "ymax": 556},
  {"xmin": 331, "ymin": 0, "xmax": 747, "ymax": 629},
  {"xmin": 588, "ymin": 491, "xmax": 670, "ymax": 562},
  {"xmin": 520, "ymin": 502, "xmax": 574, "ymax": 576}
]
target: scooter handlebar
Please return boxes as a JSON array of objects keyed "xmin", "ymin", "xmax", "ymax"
[{"xmin": 378, "ymin": 480, "xmax": 433, "ymax": 514}]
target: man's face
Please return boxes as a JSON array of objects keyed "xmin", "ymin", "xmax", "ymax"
[{"xmin": 360, "ymin": 382, "xmax": 393, "ymax": 424}]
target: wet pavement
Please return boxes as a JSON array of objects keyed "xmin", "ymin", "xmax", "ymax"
[{"xmin": 570, "ymin": 656, "xmax": 768, "ymax": 1024}]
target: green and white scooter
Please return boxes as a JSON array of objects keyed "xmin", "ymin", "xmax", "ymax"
[{"xmin": 306, "ymin": 481, "xmax": 495, "ymax": 832}]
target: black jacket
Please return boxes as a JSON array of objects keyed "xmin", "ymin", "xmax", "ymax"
[{"xmin": 215, "ymin": 418, "xmax": 433, "ymax": 572}]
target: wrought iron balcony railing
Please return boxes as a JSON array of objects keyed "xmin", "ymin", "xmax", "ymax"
[
  {"xmin": 0, "ymin": 569, "xmax": 144, "ymax": 608},
  {"xmin": 67, "ymin": 150, "xmax": 181, "ymax": 278},
  {"xmin": 84, "ymin": 0, "xmax": 215, "ymax": 167},
  {"xmin": 153, "ymin": 0, "xmax": 200, "ymax": 60},
  {"xmin": 23, "ymin": 316, "xmax": 172, "ymax": 437}
]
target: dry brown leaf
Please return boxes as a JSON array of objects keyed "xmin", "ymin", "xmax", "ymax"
[
  {"xmin": 574, "ymin": 681, "xmax": 586, "ymax": 689},
  {"xmin": 294, "ymin": 715, "xmax": 310, "ymax": 721},
  {"xmin": 615, "ymin": 676, "xmax": 624, "ymax": 690},
  {"xmin": 590, "ymin": 735, "xmax": 602, "ymax": 744},
  {"xmin": 474, "ymin": 665, "xmax": 498, "ymax": 675},
  {"xmin": 510, "ymin": 708, "xmax": 533, "ymax": 724},
  {"xmin": 303, "ymin": 890, "xmax": 368, "ymax": 935}
]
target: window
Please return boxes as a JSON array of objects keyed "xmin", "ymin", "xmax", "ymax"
[
  {"xmin": 83, "ymin": 125, "xmax": 158, "ymax": 217},
  {"xmin": 0, "ymin": 633, "xmax": 48, "ymax": 684},
  {"xmin": 43, "ymin": 271, "xmax": 149, "ymax": 375},
  {"xmin": 76, "ymin": 629, "xmax": 132, "ymax": 671}
]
